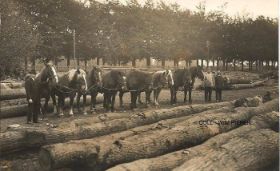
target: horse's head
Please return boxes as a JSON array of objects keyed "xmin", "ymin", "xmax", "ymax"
[
  {"xmin": 166, "ymin": 70, "xmax": 174, "ymax": 87},
  {"xmin": 42, "ymin": 61, "xmax": 58, "ymax": 84},
  {"xmin": 70, "ymin": 69, "xmax": 88, "ymax": 93},
  {"xmin": 115, "ymin": 71, "xmax": 127, "ymax": 91},
  {"xmin": 192, "ymin": 66, "xmax": 205, "ymax": 81},
  {"xmin": 89, "ymin": 66, "xmax": 103, "ymax": 87}
]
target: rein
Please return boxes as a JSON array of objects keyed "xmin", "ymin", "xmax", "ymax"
[{"xmin": 54, "ymin": 85, "xmax": 78, "ymax": 95}]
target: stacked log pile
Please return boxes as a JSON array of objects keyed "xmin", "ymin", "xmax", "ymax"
[
  {"xmin": 0, "ymin": 101, "xmax": 234, "ymax": 155},
  {"xmin": 38, "ymin": 98, "xmax": 278, "ymax": 171},
  {"xmin": 109, "ymin": 111, "xmax": 279, "ymax": 171}
]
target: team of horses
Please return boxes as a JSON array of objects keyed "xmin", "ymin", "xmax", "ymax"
[{"xmin": 24, "ymin": 61, "xmax": 204, "ymax": 123}]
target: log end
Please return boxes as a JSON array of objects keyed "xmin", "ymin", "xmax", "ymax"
[{"xmin": 39, "ymin": 148, "xmax": 53, "ymax": 171}]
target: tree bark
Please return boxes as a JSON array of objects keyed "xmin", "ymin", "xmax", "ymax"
[
  {"xmin": 161, "ymin": 59, "xmax": 165, "ymax": 67},
  {"xmin": 97, "ymin": 57, "xmax": 100, "ymax": 66},
  {"xmin": 196, "ymin": 59, "xmax": 199, "ymax": 67},
  {"xmin": 146, "ymin": 57, "xmax": 151, "ymax": 67},
  {"xmin": 241, "ymin": 60, "xmax": 244, "ymax": 71},
  {"xmin": 217, "ymin": 59, "xmax": 220, "ymax": 70},
  {"xmin": 174, "ymin": 125, "xmax": 278, "ymax": 170},
  {"xmin": 67, "ymin": 56, "xmax": 70, "ymax": 68},
  {"xmin": 0, "ymin": 101, "xmax": 233, "ymax": 156},
  {"xmin": 39, "ymin": 99, "xmax": 278, "ymax": 171},
  {"xmin": 229, "ymin": 80, "xmax": 265, "ymax": 90},
  {"xmin": 108, "ymin": 111, "xmax": 279, "ymax": 171},
  {"xmin": 0, "ymin": 88, "xmax": 26, "ymax": 100},
  {"xmin": 132, "ymin": 58, "xmax": 136, "ymax": 67}
]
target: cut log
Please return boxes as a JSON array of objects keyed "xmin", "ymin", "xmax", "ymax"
[
  {"xmin": 0, "ymin": 88, "xmax": 26, "ymax": 100},
  {"xmin": 229, "ymin": 80, "xmax": 265, "ymax": 90},
  {"xmin": 174, "ymin": 129, "xmax": 278, "ymax": 171},
  {"xmin": 0, "ymin": 101, "xmax": 233, "ymax": 156},
  {"xmin": 228, "ymin": 78, "xmax": 252, "ymax": 84},
  {"xmin": 38, "ymin": 99, "xmax": 278, "ymax": 171},
  {"xmin": 0, "ymin": 95, "xmax": 103, "ymax": 119},
  {"xmin": 107, "ymin": 111, "xmax": 279, "ymax": 171},
  {"xmin": 0, "ymin": 82, "xmax": 24, "ymax": 90}
]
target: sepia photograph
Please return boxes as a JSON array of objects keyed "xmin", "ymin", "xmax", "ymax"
[{"xmin": 0, "ymin": 0, "xmax": 279, "ymax": 170}]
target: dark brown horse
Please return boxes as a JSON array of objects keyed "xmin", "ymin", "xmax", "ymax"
[
  {"xmin": 54, "ymin": 69, "xmax": 88, "ymax": 116},
  {"xmin": 170, "ymin": 66, "xmax": 204, "ymax": 104},
  {"xmin": 102, "ymin": 70, "xmax": 127, "ymax": 112},
  {"xmin": 24, "ymin": 62, "xmax": 58, "ymax": 123},
  {"xmin": 77, "ymin": 66, "xmax": 103, "ymax": 112},
  {"xmin": 119, "ymin": 69, "xmax": 171, "ymax": 109}
]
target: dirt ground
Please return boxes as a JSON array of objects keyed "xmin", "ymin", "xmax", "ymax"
[{"xmin": 0, "ymin": 75, "xmax": 278, "ymax": 171}]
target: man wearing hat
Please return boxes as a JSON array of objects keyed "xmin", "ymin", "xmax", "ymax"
[{"xmin": 215, "ymin": 71, "xmax": 224, "ymax": 102}]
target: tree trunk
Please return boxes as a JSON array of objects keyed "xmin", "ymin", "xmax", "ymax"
[
  {"xmin": 233, "ymin": 59, "xmax": 236, "ymax": 71},
  {"xmin": 31, "ymin": 56, "xmax": 36, "ymax": 74},
  {"xmin": 217, "ymin": 59, "xmax": 220, "ymax": 70},
  {"xmin": 84, "ymin": 59, "xmax": 87, "ymax": 71},
  {"xmin": 39, "ymin": 99, "xmax": 278, "ymax": 171},
  {"xmin": 132, "ymin": 58, "xmax": 136, "ymax": 67},
  {"xmin": 225, "ymin": 59, "xmax": 228, "ymax": 71},
  {"xmin": 201, "ymin": 59, "xmax": 203, "ymax": 68},
  {"xmin": 67, "ymin": 56, "xmax": 70, "ymax": 68},
  {"xmin": 206, "ymin": 59, "xmax": 209, "ymax": 68},
  {"xmin": 222, "ymin": 59, "xmax": 226, "ymax": 70},
  {"xmin": 96, "ymin": 57, "xmax": 100, "ymax": 66},
  {"xmin": 0, "ymin": 101, "xmax": 233, "ymax": 156},
  {"xmin": 161, "ymin": 59, "xmax": 166, "ymax": 67},
  {"xmin": 174, "ymin": 59, "xmax": 179, "ymax": 67},
  {"xmin": 109, "ymin": 111, "xmax": 279, "ymax": 171},
  {"xmin": 241, "ymin": 60, "xmax": 244, "ymax": 71},
  {"xmin": 196, "ymin": 59, "xmax": 199, "ymax": 67},
  {"xmin": 146, "ymin": 57, "xmax": 151, "ymax": 67},
  {"xmin": 24, "ymin": 56, "xmax": 28, "ymax": 73}
]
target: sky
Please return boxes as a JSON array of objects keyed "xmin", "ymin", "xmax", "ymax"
[{"xmin": 97, "ymin": 0, "xmax": 278, "ymax": 18}]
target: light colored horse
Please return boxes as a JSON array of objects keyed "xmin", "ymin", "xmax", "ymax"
[{"xmin": 55, "ymin": 68, "xmax": 88, "ymax": 116}]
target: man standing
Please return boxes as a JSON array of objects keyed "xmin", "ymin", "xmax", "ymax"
[
  {"xmin": 215, "ymin": 71, "xmax": 224, "ymax": 102},
  {"xmin": 203, "ymin": 70, "xmax": 215, "ymax": 102}
]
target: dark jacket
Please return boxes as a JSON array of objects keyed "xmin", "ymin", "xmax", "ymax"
[{"xmin": 215, "ymin": 75, "xmax": 224, "ymax": 89}]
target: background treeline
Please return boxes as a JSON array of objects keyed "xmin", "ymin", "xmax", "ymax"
[{"xmin": 0, "ymin": 0, "xmax": 278, "ymax": 78}]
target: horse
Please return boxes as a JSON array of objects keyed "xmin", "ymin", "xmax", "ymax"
[
  {"xmin": 24, "ymin": 61, "xmax": 58, "ymax": 123},
  {"xmin": 170, "ymin": 66, "xmax": 204, "ymax": 104},
  {"xmin": 77, "ymin": 66, "xmax": 103, "ymax": 112},
  {"xmin": 54, "ymin": 68, "xmax": 88, "ymax": 116},
  {"xmin": 102, "ymin": 70, "xmax": 127, "ymax": 112},
  {"xmin": 119, "ymin": 69, "xmax": 172, "ymax": 109}
]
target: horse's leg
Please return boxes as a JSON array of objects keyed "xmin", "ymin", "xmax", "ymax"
[
  {"xmin": 189, "ymin": 88, "xmax": 192, "ymax": 104},
  {"xmin": 69, "ymin": 95, "xmax": 74, "ymax": 116},
  {"xmin": 153, "ymin": 89, "xmax": 159, "ymax": 106},
  {"xmin": 119, "ymin": 91, "xmax": 124, "ymax": 108},
  {"xmin": 104, "ymin": 92, "xmax": 110, "ymax": 112},
  {"xmin": 156, "ymin": 88, "xmax": 161, "ymax": 106},
  {"xmin": 170, "ymin": 87, "xmax": 174, "ymax": 104},
  {"xmin": 51, "ymin": 93, "xmax": 58, "ymax": 114},
  {"xmin": 58, "ymin": 96, "xmax": 64, "ymax": 116},
  {"xmin": 111, "ymin": 91, "xmax": 117, "ymax": 112},
  {"xmin": 130, "ymin": 92, "xmax": 136, "ymax": 109},
  {"xmin": 145, "ymin": 90, "xmax": 151, "ymax": 107},
  {"xmin": 42, "ymin": 96, "xmax": 50, "ymax": 119},
  {"xmin": 137, "ymin": 92, "xmax": 143, "ymax": 104},
  {"xmin": 76, "ymin": 93, "xmax": 81, "ymax": 112},
  {"xmin": 91, "ymin": 92, "xmax": 98, "ymax": 112},
  {"xmin": 82, "ymin": 94, "xmax": 87, "ymax": 115},
  {"xmin": 183, "ymin": 87, "xmax": 187, "ymax": 103},
  {"xmin": 174, "ymin": 88, "xmax": 178, "ymax": 103}
]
